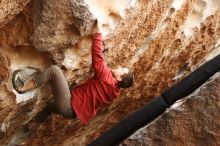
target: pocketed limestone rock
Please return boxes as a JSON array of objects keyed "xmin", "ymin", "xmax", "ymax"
[
  {"xmin": 0, "ymin": 0, "xmax": 30, "ymax": 28},
  {"xmin": 0, "ymin": 0, "xmax": 220, "ymax": 145},
  {"xmin": 31, "ymin": 0, "xmax": 96, "ymax": 64}
]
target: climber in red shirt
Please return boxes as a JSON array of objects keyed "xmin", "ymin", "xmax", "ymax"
[{"xmin": 14, "ymin": 22, "xmax": 134, "ymax": 124}]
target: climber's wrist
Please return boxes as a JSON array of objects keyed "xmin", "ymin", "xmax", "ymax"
[{"xmin": 97, "ymin": 22, "xmax": 103, "ymax": 33}]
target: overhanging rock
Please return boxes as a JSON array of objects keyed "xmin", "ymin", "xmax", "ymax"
[{"xmin": 0, "ymin": 0, "xmax": 220, "ymax": 145}]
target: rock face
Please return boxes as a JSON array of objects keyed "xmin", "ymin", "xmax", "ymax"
[
  {"xmin": 0, "ymin": 0, "xmax": 30, "ymax": 27},
  {"xmin": 31, "ymin": 0, "xmax": 96, "ymax": 64},
  {"xmin": 122, "ymin": 72, "xmax": 220, "ymax": 146},
  {"xmin": 0, "ymin": 0, "xmax": 220, "ymax": 145}
]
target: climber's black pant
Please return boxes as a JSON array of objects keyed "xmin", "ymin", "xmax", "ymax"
[{"xmin": 33, "ymin": 65, "xmax": 76, "ymax": 118}]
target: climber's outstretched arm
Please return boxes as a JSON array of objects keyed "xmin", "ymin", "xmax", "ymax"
[{"xmin": 91, "ymin": 21, "xmax": 110, "ymax": 80}]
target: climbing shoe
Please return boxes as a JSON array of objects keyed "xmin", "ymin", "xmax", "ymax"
[
  {"xmin": 12, "ymin": 67, "xmax": 41, "ymax": 94},
  {"xmin": 12, "ymin": 69, "xmax": 25, "ymax": 94},
  {"xmin": 35, "ymin": 102, "xmax": 57, "ymax": 123}
]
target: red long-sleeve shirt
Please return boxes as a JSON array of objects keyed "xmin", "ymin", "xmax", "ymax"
[{"xmin": 71, "ymin": 33, "xmax": 120, "ymax": 124}]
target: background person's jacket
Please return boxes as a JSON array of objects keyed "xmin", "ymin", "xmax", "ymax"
[{"xmin": 71, "ymin": 33, "xmax": 120, "ymax": 124}]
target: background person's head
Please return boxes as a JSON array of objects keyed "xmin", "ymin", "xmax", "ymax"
[{"xmin": 112, "ymin": 66, "xmax": 134, "ymax": 88}]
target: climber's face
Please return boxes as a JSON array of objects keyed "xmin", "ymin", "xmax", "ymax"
[{"xmin": 112, "ymin": 66, "xmax": 129, "ymax": 81}]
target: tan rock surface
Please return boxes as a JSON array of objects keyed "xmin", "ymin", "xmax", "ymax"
[
  {"xmin": 0, "ymin": 0, "xmax": 219, "ymax": 145},
  {"xmin": 122, "ymin": 72, "xmax": 220, "ymax": 146},
  {"xmin": 0, "ymin": 0, "xmax": 30, "ymax": 28}
]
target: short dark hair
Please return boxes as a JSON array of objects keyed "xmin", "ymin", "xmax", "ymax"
[{"xmin": 118, "ymin": 71, "xmax": 134, "ymax": 88}]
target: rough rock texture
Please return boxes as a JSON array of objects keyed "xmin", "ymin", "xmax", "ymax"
[
  {"xmin": 122, "ymin": 72, "xmax": 220, "ymax": 146},
  {"xmin": 0, "ymin": 0, "xmax": 220, "ymax": 145},
  {"xmin": 0, "ymin": 0, "xmax": 30, "ymax": 28},
  {"xmin": 31, "ymin": 0, "xmax": 96, "ymax": 64}
]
